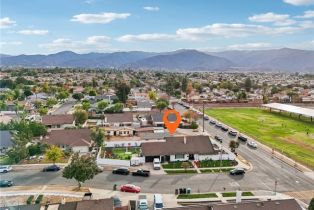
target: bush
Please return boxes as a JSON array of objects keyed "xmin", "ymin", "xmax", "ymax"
[
  {"xmin": 35, "ymin": 195, "xmax": 43, "ymax": 204},
  {"xmin": 190, "ymin": 121, "xmax": 198, "ymax": 129},
  {"xmin": 26, "ymin": 195, "xmax": 34, "ymax": 204}
]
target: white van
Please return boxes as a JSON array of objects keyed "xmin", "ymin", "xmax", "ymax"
[
  {"xmin": 153, "ymin": 158, "xmax": 161, "ymax": 170},
  {"xmin": 153, "ymin": 194, "xmax": 163, "ymax": 210}
]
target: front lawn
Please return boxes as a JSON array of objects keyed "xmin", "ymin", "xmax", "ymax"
[
  {"xmin": 106, "ymin": 147, "xmax": 140, "ymax": 160},
  {"xmin": 222, "ymin": 192, "xmax": 254, "ymax": 197},
  {"xmin": 177, "ymin": 193, "xmax": 218, "ymax": 199},
  {"xmin": 205, "ymin": 108, "xmax": 314, "ymax": 169},
  {"xmin": 198, "ymin": 160, "xmax": 235, "ymax": 168},
  {"xmin": 162, "ymin": 161, "xmax": 193, "ymax": 169},
  {"xmin": 164, "ymin": 169, "xmax": 197, "ymax": 174}
]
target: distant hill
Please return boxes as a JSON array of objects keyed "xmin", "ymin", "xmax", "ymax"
[
  {"xmin": 212, "ymin": 48, "xmax": 314, "ymax": 72},
  {"xmin": 1, "ymin": 48, "xmax": 314, "ymax": 71},
  {"xmin": 130, "ymin": 50, "xmax": 234, "ymax": 70}
]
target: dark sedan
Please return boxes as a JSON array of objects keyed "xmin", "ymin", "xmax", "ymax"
[
  {"xmin": 42, "ymin": 165, "xmax": 61, "ymax": 172},
  {"xmin": 112, "ymin": 167, "xmax": 130, "ymax": 175},
  {"xmin": 0, "ymin": 180, "xmax": 13, "ymax": 187},
  {"xmin": 228, "ymin": 130, "xmax": 238, "ymax": 136}
]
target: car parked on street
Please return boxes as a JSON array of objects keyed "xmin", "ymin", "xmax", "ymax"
[
  {"xmin": 0, "ymin": 165, "xmax": 12, "ymax": 173},
  {"xmin": 215, "ymin": 123, "xmax": 222, "ymax": 128},
  {"xmin": 112, "ymin": 167, "xmax": 130, "ymax": 175},
  {"xmin": 209, "ymin": 120, "xmax": 216, "ymax": 125},
  {"xmin": 238, "ymin": 135, "xmax": 248, "ymax": 142},
  {"xmin": 228, "ymin": 130, "xmax": 238, "ymax": 136},
  {"xmin": 221, "ymin": 126, "xmax": 228, "ymax": 132},
  {"xmin": 214, "ymin": 135, "xmax": 223, "ymax": 143},
  {"xmin": 229, "ymin": 168, "xmax": 245, "ymax": 175},
  {"xmin": 42, "ymin": 165, "xmax": 60, "ymax": 172},
  {"xmin": 0, "ymin": 180, "xmax": 13, "ymax": 187},
  {"xmin": 248, "ymin": 141, "xmax": 258, "ymax": 148},
  {"xmin": 120, "ymin": 184, "xmax": 141, "ymax": 193},
  {"xmin": 203, "ymin": 116, "xmax": 209, "ymax": 120},
  {"xmin": 137, "ymin": 195, "xmax": 149, "ymax": 210},
  {"xmin": 132, "ymin": 169, "xmax": 150, "ymax": 177}
]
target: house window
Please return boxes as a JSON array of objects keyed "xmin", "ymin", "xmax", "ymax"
[{"xmin": 175, "ymin": 154, "xmax": 185, "ymax": 159}]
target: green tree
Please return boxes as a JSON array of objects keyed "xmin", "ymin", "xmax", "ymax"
[
  {"xmin": 97, "ymin": 100, "xmax": 108, "ymax": 111},
  {"xmin": 190, "ymin": 121, "xmax": 198, "ymax": 129},
  {"xmin": 72, "ymin": 93, "xmax": 84, "ymax": 101},
  {"xmin": 116, "ymin": 82, "xmax": 130, "ymax": 103},
  {"xmin": 56, "ymin": 91, "xmax": 69, "ymax": 101},
  {"xmin": 91, "ymin": 127, "xmax": 105, "ymax": 148},
  {"xmin": 229, "ymin": 140, "xmax": 239, "ymax": 152},
  {"xmin": 46, "ymin": 97, "xmax": 58, "ymax": 108},
  {"xmin": 156, "ymin": 98, "xmax": 169, "ymax": 112},
  {"xmin": 45, "ymin": 145, "xmax": 63, "ymax": 165},
  {"xmin": 89, "ymin": 89, "xmax": 97, "ymax": 96},
  {"xmin": 28, "ymin": 122, "xmax": 47, "ymax": 137},
  {"xmin": 309, "ymin": 197, "xmax": 314, "ymax": 210},
  {"xmin": 81, "ymin": 101, "xmax": 91, "ymax": 111},
  {"xmin": 181, "ymin": 76, "xmax": 188, "ymax": 92},
  {"xmin": 73, "ymin": 109, "xmax": 88, "ymax": 125},
  {"xmin": 39, "ymin": 107, "xmax": 48, "ymax": 116},
  {"xmin": 62, "ymin": 152, "xmax": 99, "ymax": 189},
  {"xmin": 148, "ymin": 91, "xmax": 157, "ymax": 101},
  {"xmin": 244, "ymin": 77, "xmax": 252, "ymax": 92}
]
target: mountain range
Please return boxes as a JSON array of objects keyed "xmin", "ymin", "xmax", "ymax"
[{"xmin": 1, "ymin": 48, "xmax": 314, "ymax": 72}]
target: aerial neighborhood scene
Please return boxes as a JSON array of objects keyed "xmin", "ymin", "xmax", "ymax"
[{"xmin": 1, "ymin": 0, "xmax": 314, "ymax": 210}]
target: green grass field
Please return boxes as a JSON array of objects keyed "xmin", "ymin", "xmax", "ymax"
[{"xmin": 205, "ymin": 108, "xmax": 314, "ymax": 169}]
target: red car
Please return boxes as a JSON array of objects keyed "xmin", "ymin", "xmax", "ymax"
[{"xmin": 120, "ymin": 184, "xmax": 141, "ymax": 193}]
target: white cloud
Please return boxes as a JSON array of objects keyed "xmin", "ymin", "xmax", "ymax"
[
  {"xmin": 117, "ymin": 33, "xmax": 176, "ymax": 42},
  {"xmin": 143, "ymin": 6, "xmax": 159, "ymax": 11},
  {"xmin": 249, "ymin": 12, "xmax": 296, "ymax": 26},
  {"xmin": 0, "ymin": 41, "xmax": 22, "ymax": 46},
  {"xmin": 39, "ymin": 36, "xmax": 111, "ymax": 52},
  {"xmin": 295, "ymin": 10, "xmax": 314, "ymax": 18},
  {"xmin": 18, "ymin": 29, "xmax": 49, "ymax": 35},
  {"xmin": 0, "ymin": 17, "xmax": 16, "ymax": 28},
  {"xmin": 283, "ymin": 0, "xmax": 314, "ymax": 5},
  {"xmin": 85, "ymin": 0, "xmax": 95, "ymax": 4},
  {"xmin": 227, "ymin": 42, "xmax": 272, "ymax": 50},
  {"xmin": 71, "ymin": 12, "xmax": 130, "ymax": 24},
  {"xmin": 86, "ymin": 35, "xmax": 110, "ymax": 44}
]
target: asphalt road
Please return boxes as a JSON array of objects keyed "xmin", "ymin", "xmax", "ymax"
[
  {"xmin": 51, "ymin": 99, "xmax": 76, "ymax": 115},
  {"xmin": 1, "ymin": 104, "xmax": 314, "ymax": 198}
]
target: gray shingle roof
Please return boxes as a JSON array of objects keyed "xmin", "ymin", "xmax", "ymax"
[{"xmin": 0, "ymin": 130, "xmax": 13, "ymax": 148}]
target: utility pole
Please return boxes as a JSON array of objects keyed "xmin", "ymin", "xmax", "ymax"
[
  {"xmin": 202, "ymin": 100, "xmax": 205, "ymax": 132},
  {"xmin": 219, "ymin": 146, "xmax": 223, "ymax": 172},
  {"xmin": 274, "ymin": 180, "xmax": 278, "ymax": 195}
]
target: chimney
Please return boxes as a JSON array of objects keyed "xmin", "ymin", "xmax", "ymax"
[
  {"xmin": 183, "ymin": 136, "xmax": 187, "ymax": 144},
  {"xmin": 236, "ymin": 190, "xmax": 242, "ymax": 203}
]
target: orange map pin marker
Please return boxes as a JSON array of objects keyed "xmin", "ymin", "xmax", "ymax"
[{"xmin": 163, "ymin": 109, "xmax": 181, "ymax": 134}]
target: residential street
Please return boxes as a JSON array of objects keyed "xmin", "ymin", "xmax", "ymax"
[
  {"xmin": 1, "ymin": 104, "xmax": 313, "ymax": 202},
  {"xmin": 51, "ymin": 99, "xmax": 76, "ymax": 115}
]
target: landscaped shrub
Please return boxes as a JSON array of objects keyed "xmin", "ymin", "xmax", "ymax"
[
  {"xmin": 35, "ymin": 195, "xmax": 43, "ymax": 204},
  {"xmin": 26, "ymin": 195, "xmax": 34, "ymax": 204}
]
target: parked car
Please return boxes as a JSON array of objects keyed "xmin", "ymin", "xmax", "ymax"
[
  {"xmin": 0, "ymin": 165, "xmax": 12, "ymax": 173},
  {"xmin": 42, "ymin": 165, "xmax": 60, "ymax": 172},
  {"xmin": 229, "ymin": 168, "xmax": 245, "ymax": 176},
  {"xmin": 137, "ymin": 195, "xmax": 149, "ymax": 210},
  {"xmin": 153, "ymin": 194, "xmax": 164, "ymax": 210},
  {"xmin": 209, "ymin": 120, "xmax": 216, "ymax": 125},
  {"xmin": 228, "ymin": 130, "xmax": 238, "ymax": 136},
  {"xmin": 0, "ymin": 180, "xmax": 13, "ymax": 187},
  {"xmin": 120, "ymin": 184, "xmax": 141, "ymax": 193},
  {"xmin": 112, "ymin": 167, "xmax": 130, "ymax": 175},
  {"xmin": 153, "ymin": 158, "xmax": 161, "ymax": 170},
  {"xmin": 214, "ymin": 135, "xmax": 223, "ymax": 143},
  {"xmin": 238, "ymin": 135, "xmax": 248, "ymax": 142},
  {"xmin": 203, "ymin": 116, "xmax": 209, "ymax": 120},
  {"xmin": 215, "ymin": 123, "xmax": 222, "ymax": 128},
  {"xmin": 132, "ymin": 169, "xmax": 150, "ymax": 177},
  {"xmin": 248, "ymin": 141, "xmax": 258, "ymax": 148},
  {"xmin": 221, "ymin": 126, "xmax": 228, "ymax": 132}
]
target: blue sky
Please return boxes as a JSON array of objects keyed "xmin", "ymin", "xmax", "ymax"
[{"xmin": 1, "ymin": 0, "xmax": 314, "ymax": 55}]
